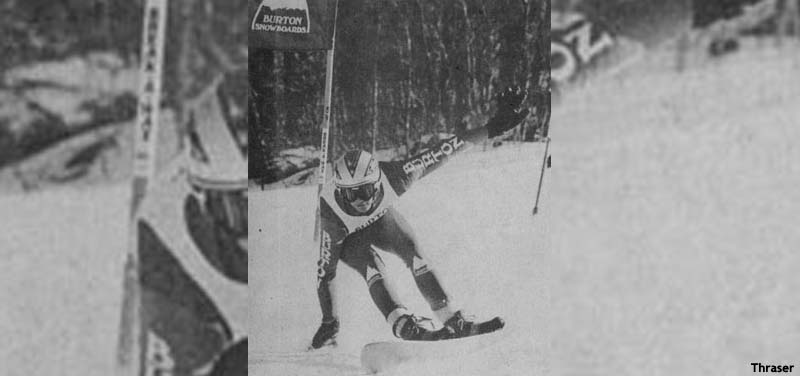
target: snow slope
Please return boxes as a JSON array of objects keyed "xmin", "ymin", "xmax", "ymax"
[
  {"xmin": 549, "ymin": 39, "xmax": 800, "ymax": 375},
  {"xmin": 251, "ymin": 39, "xmax": 800, "ymax": 375},
  {"xmin": 0, "ymin": 184, "xmax": 127, "ymax": 376},
  {"xmin": 250, "ymin": 143, "xmax": 551, "ymax": 375},
  {"xmin": 1, "ymin": 39, "xmax": 797, "ymax": 376}
]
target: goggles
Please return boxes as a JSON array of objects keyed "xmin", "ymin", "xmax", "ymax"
[{"xmin": 340, "ymin": 181, "xmax": 380, "ymax": 202}]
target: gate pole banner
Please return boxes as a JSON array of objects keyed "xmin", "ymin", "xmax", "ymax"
[
  {"xmin": 132, "ymin": 0, "xmax": 168, "ymax": 185},
  {"xmin": 118, "ymin": 0, "xmax": 168, "ymax": 375},
  {"xmin": 313, "ymin": 45, "xmax": 336, "ymax": 241},
  {"xmin": 312, "ymin": 2, "xmax": 337, "ymax": 241},
  {"xmin": 250, "ymin": 0, "xmax": 338, "ymax": 50}
]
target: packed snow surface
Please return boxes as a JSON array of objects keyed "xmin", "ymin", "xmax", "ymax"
[
  {"xmin": 1, "ymin": 40, "xmax": 798, "ymax": 376},
  {"xmin": 251, "ymin": 142, "xmax": 551, "ymax": 376},
  {"xmin": 0, "ymin": 184, "xmax": 127, "ymax": 376},
  {"xmin": 549, "ymin": 40, "xmax": 800, "ymax": 375}
]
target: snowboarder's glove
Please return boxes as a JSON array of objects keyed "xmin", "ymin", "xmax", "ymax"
[
  {"xmin": 310, "ymin": 318, "xmax": 339, "ymax": 349},
  {"xmin": 486, "ymin": 86, "xmax": 530, "ymax": 138}
]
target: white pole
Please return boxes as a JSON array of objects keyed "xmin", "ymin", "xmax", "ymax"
[
  {"xmin": 314, "ymin": 3, "xmax": 338, "ymax": 241},
  {"xmin": 117, "ymin": 0, "xmax": 168, "ymax": 375},
  {"xmin": 318, "ymin": 48, "xmax": 335, "ymax": 189},
  {"xmin": 133, "ymin": 0, "xmax": 168, "ymax": 189}
]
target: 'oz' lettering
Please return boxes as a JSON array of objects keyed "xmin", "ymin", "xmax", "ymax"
[{"xmin": 551, "ymin": 12, "xmax": 615, "ymax": 84}]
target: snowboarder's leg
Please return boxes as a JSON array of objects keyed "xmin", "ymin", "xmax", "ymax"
[
  {"xmin": 374, "ymin": 208, "xmax": 455, "ymax": 323},
  {"xmin": 341, "ymin": 225, "xmax": 450, "ymax": 341},
  {"xmin": 340, "ymin": 242, "xmax": 403, "ymax": 318},
  {"xmin": 377, "ymin": 208, "xmax": 505, "ymax": 338}
]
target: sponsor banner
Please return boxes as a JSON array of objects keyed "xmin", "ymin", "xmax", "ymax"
[{"xmin": 250, "ymin": 0, "xmax": 337, "ymax": 50}]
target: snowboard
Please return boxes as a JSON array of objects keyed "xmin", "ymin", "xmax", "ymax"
[{"xmin": 360, "ymin": 329, "xmax": 507, "ymax": 374}]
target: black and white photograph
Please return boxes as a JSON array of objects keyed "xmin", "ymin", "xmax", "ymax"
[
  {"xmin": 0, "ymin": 1, "xmax": 248, "ymax": 375},
  {"xmin": 248, "ymin": 0, "xmax": 551, "ymax": 374},
  {"xmin": 550, "ymin": 0, "xmax": 800, "ymax": 374},
  {"xmin": 1, "ymin": 0, "xmax": 798, "ymax": 375}
]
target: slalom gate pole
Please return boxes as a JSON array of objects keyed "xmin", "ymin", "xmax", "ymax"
[
  {"xmin": 532, "ymin": 136, "xmax": 550, "ymax": 216},
  {"xmin": 314, "ymin": 4, "xmax": 338, "ymax": 242},
  {"xmin": 117, "ymin": 0, "xmax": 168, "ymax": 375}
]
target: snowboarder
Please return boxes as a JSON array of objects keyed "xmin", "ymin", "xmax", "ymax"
[
  {"xmin": 311, "ymin": 86, "xmax": 530, "ymax": 349},
  {"xmin": 136, "ymin": 70, "xmax": 248, "ymax": 375}
]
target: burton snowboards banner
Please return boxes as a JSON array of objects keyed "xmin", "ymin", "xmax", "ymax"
[{"xmin": 249, "ymin": 0, "xmax": 338, "ymax": 50}]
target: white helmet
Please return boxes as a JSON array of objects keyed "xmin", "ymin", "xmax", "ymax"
[
  {"xmin": 333, "ymin": 150, "xmax": 383, "ymax": 210},
  {"xmin": 186, "ymin": 70, "xmax": 248, "ymax": 191},
  {"xmin": 333, "ymin": 150, "xmax": 380, "ymax": 188}
]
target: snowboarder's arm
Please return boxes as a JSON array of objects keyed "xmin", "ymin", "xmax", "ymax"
[
  {"xmin": 481, "ymin": 86, "xmax": 530, "ymax": 139},
  {"xmin": 312, "ymin": 210, "xmax": 344, "ymax": 349},
  {"xmin": 382, "ymin": 134, "xmax": 470, "ymax": 195},
  {"xmin": 384, "ymin": 86, "xmax": 529, "ymax": 194},
  {"xmin": 316, "ymin": 199, "xmax": 346, "ymax": 323},
  {"xmin": 316, "ymin": 229, "xmax": 341, "ymax": 323},
  {"xmin": 454, "ymin": 86, "xmax": 530, "ymax": 146}
]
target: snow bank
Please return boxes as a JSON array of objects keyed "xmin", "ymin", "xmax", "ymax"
[
  {"xmin": 550, "ymin": 39, "xmax": 800, "ymax": 375},
  {"xmin": 0, "ymin": 184, "xmax": 128, "ymax": 376}
]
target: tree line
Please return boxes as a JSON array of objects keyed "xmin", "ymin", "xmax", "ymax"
[
  {"xmin": 0, "ymin": 0, "xmax": 247, "ymax": 168},
  {"xmin": 1, "ymin": 0, "xmax": 247, "ymax": 103},
  {"xmin": 249, "ymin": 0, "xmax": 551, "ymax": 183}
]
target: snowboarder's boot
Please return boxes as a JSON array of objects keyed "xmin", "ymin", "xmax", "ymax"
[
  {"xmin": 443, "ymin": 311, "xmax": 505, "ymax": 339},
  {"xmin": 393, "ymin": 314, "xmax": 453, "ymax": 341}
]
